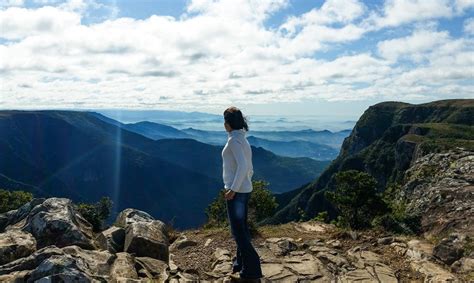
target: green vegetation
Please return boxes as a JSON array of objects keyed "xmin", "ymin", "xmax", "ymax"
[
  {"xmin": 313, "ymin": 211, "xmax": 329, "ymax": 223},
  {"xmin": 204, "ymin": 180, "xmax": 278, "ymax": 231},
  {"xmin": 76, "ymin": 197, "xmax": 113, "ymax": 232},
  {"xmin": 326, "ymin": 170, "xmax": 387, "ymax": 229},
  {"xmin": 0, "ymin": 189, "xmax": 33, "ymax": 213}
]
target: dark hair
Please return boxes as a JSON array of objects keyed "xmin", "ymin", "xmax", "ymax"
[{"xmin": 223, "ymin": 106, "xmax": 249, "ymax": 131}]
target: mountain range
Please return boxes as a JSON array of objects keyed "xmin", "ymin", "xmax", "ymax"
[
  {"xmin": 123, "ymin": 122, "xmax": 349, "ymax": 160},
  {"xmin": 0, "ymin": 110, "xmax": 328, "ymax": 228}
]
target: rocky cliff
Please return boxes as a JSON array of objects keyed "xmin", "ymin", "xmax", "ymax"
[
  {"xmin": 1, "ymin": 197, "xmax": 472, "ymax": 282},
  {"xmin": 267, "ymin": 99, "xmax": 474, "ymax": 229}
]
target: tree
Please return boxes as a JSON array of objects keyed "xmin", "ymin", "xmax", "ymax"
[
  {"xmin": 325, "ymin": 170, "xmax": 387, "ymax": 229},
  {"xmin": 205, "ymin": 180, "xmax": 278, "ymax": 229},
  {"xmin": 0, "ymin": 189, "xmax": 33, "ymax": 213},
  {"xmin": 76, "ymin": 197, "xmax": 113, "ymax": 232}
]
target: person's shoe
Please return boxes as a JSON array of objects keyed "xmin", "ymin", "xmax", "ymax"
[
  {"xmin": 232, "ymin": 264, "xmax": 242, "ymax": 273},
  {"xmin": 229, "ymin": 273, "xmax": 261, "ymax": 282}
]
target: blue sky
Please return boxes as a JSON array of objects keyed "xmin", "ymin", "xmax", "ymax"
[{"xmin": 0, "ymin": 0, "xmax": 473, "ymax": 117}]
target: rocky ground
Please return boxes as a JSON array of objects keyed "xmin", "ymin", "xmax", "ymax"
[
  {"xmin": 0, "ymin": 149, "xmax": 472, "ymax": 282},
  {"xmin": 170, "ymin": 221, "xmax": 472, "ymax": 282},
  {"xmin": 0, "ymin": 196, "xmax": 472, "ymax": 282}
]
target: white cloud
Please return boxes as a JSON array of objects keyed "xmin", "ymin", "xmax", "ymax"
[
  {"xmin": 0, "ymin": 0, "xmax": 23, "ymax": 8},
  {"xmin": 464, "ymin": 18, "xmax": 474, "ymax": 34},
  {"xmin": 0, "ymin": 6, "xmax": 80, "ymax": 40},
  {"xmin": 0, "ymin": 0, "xmax": 473, "ymax": 111},
  {"xmin": 377, "ymin": 29, "xmax": 450, "ymax": 62},
  {"xmin": 365, "ymin": 0, "xmax": 474, "ymax": 30}
]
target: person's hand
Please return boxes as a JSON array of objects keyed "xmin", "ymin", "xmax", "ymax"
[{"xmin": 225, "ymin": 189, "xmax": 236, "ymax": 200}]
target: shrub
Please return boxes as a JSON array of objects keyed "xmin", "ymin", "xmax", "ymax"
[
  {"xmin": 0, "ymin": 189, "xmax": 33, "ymax": 213},
  {"xmin": 204, "ymin": 180, "xmax": 278, "ymax": 230},
  {"xmin": 76, "ymin": 197, "xmax": 113, "ymax": 232},
  {"xmin": 325, "ymin": 170, "xmax": 387, "ymax": 229},
  {"xmin": 313, "ymin": 211, "xmax": 329, "ymax": 223}
]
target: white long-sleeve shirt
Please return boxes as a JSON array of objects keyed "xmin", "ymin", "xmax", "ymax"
[{"xmin": 222, "ymin": 129, "xmax": 254, "ymax": 193}]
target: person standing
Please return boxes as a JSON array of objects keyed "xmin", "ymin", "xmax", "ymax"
[{"xmin": 221, "ymin": 106, "xmax": 263, "ymax": 282}]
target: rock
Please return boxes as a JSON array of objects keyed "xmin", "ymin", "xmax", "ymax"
[
  {"xmin": 124, "ymin": 220, "xmax": 169, "ymax": 262},
  {"xmin": 410, "ymin": 260, "xmax": 457, "ymax": 282},
  {"xmin": 377, "ymin": 236, "xmax": 394, "ymax": 245},
  {"xmin": 62, "ymin": 245, "xmax": 115, "ymax": 277},
  {"xmin": 0, "ymin": 198, "xmax": 46, "ymax": 232},
  {"xmin": 451, "ymin": 257, "xmax": 474, "ymax": 274},
  {"xmin": 0, "ymin": 230, "xmax": 36, "ymax": 265},
  {"xmin": 6, "ymin": 198, "xmax": 95, "ymax": 249},
  {"xmin": 265, "ymin": 238, "xmax": 297, "ymax": 256},
  {"xmin": 97, "ymin": 226, "xmax": 125, "ymax": 253},
  {"xmin": 135, "ymin": 257, "xmax": 168, "ymax": 279},
  {"xmin": 0, "ymin": 246, "xmax": 64, "ymax": 276},
  {"xmin": 110, "ymin": 252, "xmax": 138, "ymax": 281},
  {"xmin": 294, "ymin": 222, "xmax": 330, "ymax": 233},
  {"xmin": 169, "ymin": 234, "xmax": 197, "ymax": 251},
  {"xmin": 406, "ymin": 239, "xmax": 433, "ymax": 260},
  {"xmin": 26, "ymin": 254, "xmax": 94, "ymax": 282},
  {"xmin": 433, "ymin": 234, "xmax": 465, "ymax": 265},
  {"xmin": 204, "ymin": 238, "xmax": 213, "ymax": 247},
  {"xmin": 116, "ymin": 209, "xmax": 155, "ymax": 227},
  {"xmin": 212, "ymin": 248, "xmax": 232, "ymax": 275},
  {"xmin": 0, "ymin": 245, "xmax": 115, "ymax": 281},
  {"xmin": 326, "ymin": 239, "xmax": 342, "ymax": 249}
]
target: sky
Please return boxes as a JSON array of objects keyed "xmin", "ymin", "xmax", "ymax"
[{"xmin": 0, "ymin": 0, "xmax": 473, "ymax": 117}]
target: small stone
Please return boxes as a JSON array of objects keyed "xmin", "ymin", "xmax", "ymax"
[{"xmin": 377, "ymin": 236, "xmax": 394, "ymax": 245}]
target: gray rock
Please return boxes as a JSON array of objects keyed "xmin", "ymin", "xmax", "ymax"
[
  {"xmin": 62, "ymin": 245, "xmax": 115, "ymax": 277},
  {"xmin": 169, "ymin": 235, "xmax": 198, "ymax": 251},
  {"xmin": 124, "ymin": 220, "xmax": 169, "ymax": 261},
  {"xmin": 451, "ymin": 257, "xmax": 474, "ymax": 274},
  {"xmin": 110, "ymin": 252, "xmax": 138, "ymax": 281},
  {"xmin": 97, "ymin": 226, "xmax": 125, "ymax": 253},
  {"xmin": 433, "ymin": 234, "xmax": 465, "ymax": 265},
  {"xmin": 135, "ymin": 256, "xmax": 168, "ymax": 279},
  {"xmin": 116, "ymin": 209, "xmax": 155, "ymax": 227},
  {"xmin": 6, "ymin": 198, "xmax": 95, "ymax": 249},
  {"xmin": 377, "ymin": 236, "xmax": 394, "ymax": 245},
  {"xmin": 0, "ymin": 198, "xmax": 46, "ymax": 232},
  {"xmin": 0, "ymin": 230, "xmax": 36, "ymax": 265},
  {"xmin": 0, "ymin": 246, "xmax": 64, "ymax": 276},
  {"xmin": 26, "ymin": 254, "xmax": 94, "ymax": 282}
]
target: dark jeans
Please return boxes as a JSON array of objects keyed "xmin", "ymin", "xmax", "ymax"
[{"xmin": 226, "ymin": 192, "xmax": 263, "ymax": 279}]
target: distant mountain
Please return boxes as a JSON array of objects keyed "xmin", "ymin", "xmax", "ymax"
[
  {"xmin": 0, "ymin": 110, "xmax": 329, "ymax": 228},
  {"xmin": 267, "ymin": 99, "xmax": 474, "ymax": 224},
  {"xmin": 97, "ymin": 109, "xmax": 221, "ymax": 124},
  {"xmin": 142, "ymin": 139, "xmax": 330, "ymax": 193},
  {"xmin": 180, "ymin": 128, "xmax": 351, "ymax": 148},
  {"xmin": 247, "ymin": 136, "xmax": 339, "ymax": 160},
  {"xmin": 94, "ymin": 118, "xmax": 348, "ymax": 160},
  {"xmin": 124, "ymin": 121, "xmax": 192, "ymax": 140}
]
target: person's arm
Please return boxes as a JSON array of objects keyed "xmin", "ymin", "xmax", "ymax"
[{"xmin": 228, "ymin": 139, "xmax": 248, "ymax": 193}]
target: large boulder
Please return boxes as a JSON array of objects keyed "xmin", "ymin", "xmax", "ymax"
[
  {"xmin": 115, "ymin": 209, "xmax": 155, "ymax": 227},
  {"xmin": 0, "ymin": 198, "xmax": 46, "ymax": 232},
  {"xmin": 0, "ymin": 230, "xmax": 36, "ymax": 265},
  {"xmin": 0, "ymin": 246, "xmax": 64, "ymax": 276},
  {"xmin": 0, "ymin": 245, "xmax": 114, "ymax": 282},
  {"xmin": 6, "ymin": 198, "xmax": 95, "ymax": 249},
  {"xmin": 26, "ymin": 254, "xmax": 94, "ymax": 282},
  {"xmin": 124, "ymin": 221, "xmax": 169, "ymax": 261},
  {"xmin": 115, "ymin": 208, "xmax": 169, "ymax": 262},
  {"xmin": 96, "ymin": 226, "xmax": 125, "ymax": 253}
]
